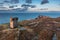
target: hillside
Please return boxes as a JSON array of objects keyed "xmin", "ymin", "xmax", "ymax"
[{"xmin": 0, "ymin": 16, "xmax": 60, "ymax": 40}]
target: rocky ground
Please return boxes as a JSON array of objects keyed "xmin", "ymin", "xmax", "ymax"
[
  {"xmin": 19, "ymin": 16, "xmax": 60, "ymax": 40},
  {"xmin": 0, "ymin": 16, "xmax": 60, "ymax": 40}
]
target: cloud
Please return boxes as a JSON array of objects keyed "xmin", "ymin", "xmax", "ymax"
[
  {"xmin": 0, "ymin": 7, "xmax": 9, "ymax": 10},
  {"xmin": 9, "ymin": 5, "xmax": 18, "ymax": 8},
  {"xmin": 41, "ymin": 0, "xmax": 49, "ymax": 4},
  {"xmin": 9, "ymin": 6, "xmax": 14, "ymax": 8},
  {"xmin": 4, "ymin": 0, "xmax": 10, "ymax": 3},
  {"xmin": 21, "ymin": 4, "xmax": 36, "ymax": 8},
  {"xmin": 0, "ymin": 3, "xmax": 4, "ymax": 6},
  {"xmin": 27, "ymin": 7, "xmax": 60, "ymax": 12},
  {"xmin": 40, "ymin": 8, "xmax": 48, "ymax": 10},
  {"xmin": 26, "ymin": 0, "xmax": 32, "ymax": 3}
]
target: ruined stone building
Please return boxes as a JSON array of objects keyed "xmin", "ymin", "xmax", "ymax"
[{"xmin": 10, "ymin": 17, "xmax": 18, "ymax": 28}]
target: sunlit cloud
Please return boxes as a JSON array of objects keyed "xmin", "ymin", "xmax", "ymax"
[{"xmin": 27, "ymin": 6, "xmax": 60, "ymax": 12}]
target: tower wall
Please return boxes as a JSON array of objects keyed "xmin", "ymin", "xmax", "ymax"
[{"xmin": 10, "ymin": 17, "xmax": 18, "ymax": 28}]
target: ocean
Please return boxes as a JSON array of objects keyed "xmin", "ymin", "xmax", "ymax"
[{"xmin": 0, "ymin": 11, "xmax": 60, "ymax": 24}]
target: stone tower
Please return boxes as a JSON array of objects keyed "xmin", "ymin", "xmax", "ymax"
[{"xmin": 10, "ymin": 17, "xmax": 18, "ymax": 29}]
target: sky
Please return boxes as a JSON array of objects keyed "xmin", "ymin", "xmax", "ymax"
[{"xmin": 0, "ymin": 0, "xmax": 60, "ymax": 12}]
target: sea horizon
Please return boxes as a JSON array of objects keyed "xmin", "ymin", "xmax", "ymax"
[{"xmin": 0, "ymin": 11, "xmax": 60, "ymax": 24}]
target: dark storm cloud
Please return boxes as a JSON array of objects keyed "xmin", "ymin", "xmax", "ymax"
[
  {"xmin": 41, "ymin": 0, "xmax": 49, "ymax": 4},
  {"xmin": 9, "ymin": 6, "xmax": 14, "ymax": 8},
  {"xmin": 11, "ymin": 0, "xmax": 19, "ymax": 4},
  {"xmin": 40, "ymin": 8, "xmax": 48, "ymax": 10},
  {"xmin": 21, "ymin": 4, "xmax": 36, "ymax": 8},
  {"xmin": 31, "ymin": 5, "xmax": 36, "ymax": 8},
  {"xmin": 4, "ymin": 0, "xmax": 19, "ymax": 4},
  {"xmin": 0, "ymin": 3, "xmax": 4, "ymax": 6},
  {"xmin": 4, "ymin": 0, "xmax": 10, "ymax": 3},
  {"xmin": 0, "ymin": 3, "xmax": 4, "ymax": 4},
  {"xmin": 25, "ymin": 0, "xmax": 32, "ymax": 4}
]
